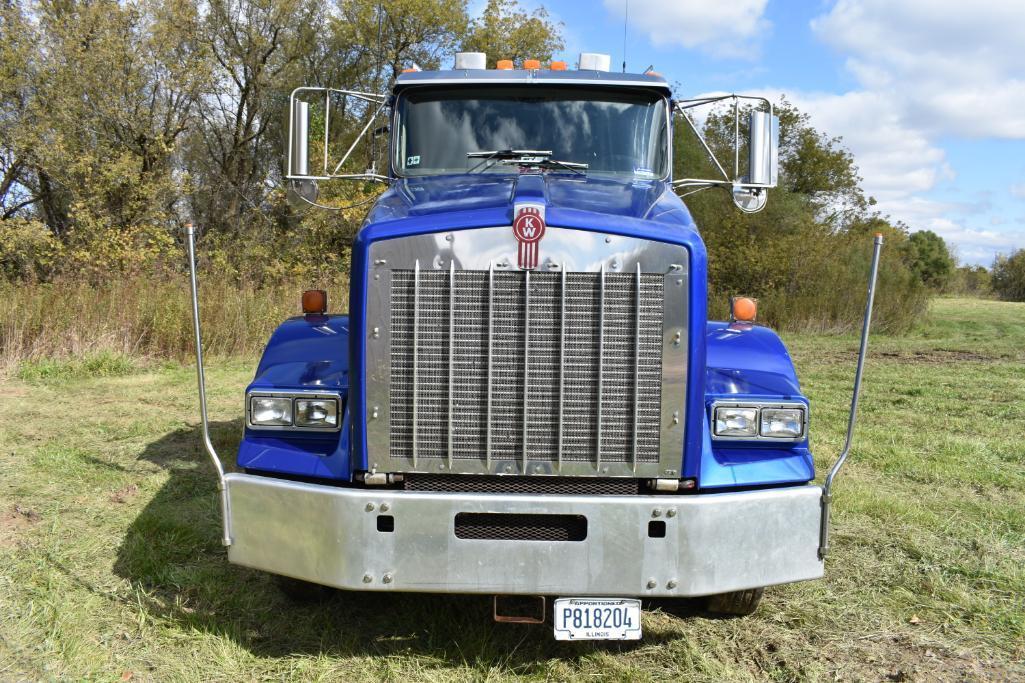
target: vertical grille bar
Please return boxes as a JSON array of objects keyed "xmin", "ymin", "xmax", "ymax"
[
  {"xmin": 596, "ymin": 263, "xmax": 605, "ymax": 471},
  {"xmin": 486, "ymin": 262, "xmax": 494, "ymax": 470},
  {"xmin": 447, "ymin": 260, "xmax": 455, "ymax": 470},
  {"xmin": 557, "ymin": 265, "xmax": 566, "ymax": 473},
  {"xmin": 632, "ymin": 263, "xmax": 641, "ymax": 472},
  {"xmin": 522, "ymin": 269, "xmax": 530, "ymax": 473},
  {"xmin": 412, "ymin": 259, "xmax": 420, "ymax": 468}
]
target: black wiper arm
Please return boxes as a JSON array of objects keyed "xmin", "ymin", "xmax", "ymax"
[
  {"xmin": 466, "ymin": 149, "xmax": 553, "ymax": 174},
  {"xmin": 465, "ymin": 149, "xmax": 588, "ymax": 175}
]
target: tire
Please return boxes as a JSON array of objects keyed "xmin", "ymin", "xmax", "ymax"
[
  {"xmin": 274, "ymin": 575, "xmax": 333, "ymax": 603},
  {"xmin": 706, "ymin": 587, "xmax": 764, "ymax": 616}
]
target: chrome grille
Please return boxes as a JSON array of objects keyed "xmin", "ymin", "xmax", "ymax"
[{"xmin": 389, "ymin": 267, "xmax": 664, "ymax": 470}]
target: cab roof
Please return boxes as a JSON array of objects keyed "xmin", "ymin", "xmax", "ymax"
[{"xmin": 393, "ymin": 68, "xmax": 672, "ymax": 93}]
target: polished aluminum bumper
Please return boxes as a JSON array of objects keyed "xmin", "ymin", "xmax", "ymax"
[{"xmin": 224, "ymin": 473, "xmax": 824, "ymax": 597}]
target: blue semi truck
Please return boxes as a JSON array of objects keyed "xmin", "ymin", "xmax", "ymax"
[{"xmin": 186, "ymin": 52, "xmax": 881, "ymax": 641}]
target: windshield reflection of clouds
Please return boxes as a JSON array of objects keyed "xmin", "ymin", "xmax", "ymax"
[{"xmin": 399, "ymin": 89, "xmax": 666, "ymax": 178}]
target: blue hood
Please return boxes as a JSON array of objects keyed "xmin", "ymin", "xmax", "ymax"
[{"xmin": 365, "ymin": 173, "xmax": 697, "ymax": 237}]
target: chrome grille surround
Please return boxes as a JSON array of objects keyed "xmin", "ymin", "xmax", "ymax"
[{"xmin": 365, "ymin": 226, "xmax": 689, "ymax": 478}]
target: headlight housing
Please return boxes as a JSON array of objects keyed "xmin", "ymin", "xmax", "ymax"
[
  {"xmin": 295, "ymin": 398, "xmax": 338, "ymax": 428},
  {"xmin": 247, "ymin": 392, "xmax": 341, "ymax": 432},
  {"xmin": 711, "ymin": 401, "xmax": 807, "ymax": 441},
  {"xmin": 250, "ymin": 396, "xmax": 292, "ymax": 426}
]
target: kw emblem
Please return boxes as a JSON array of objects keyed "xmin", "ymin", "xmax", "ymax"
[{"xmin": 513, "ymin": 204, "xmax": 546, "ymax": 270}]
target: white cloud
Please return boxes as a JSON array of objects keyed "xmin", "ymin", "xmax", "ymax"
[
  {"xmin": 797, "ymin": 0, "xmax": 1025, "ymax": 264},
  {"xmin": 811, "ymin": 0, "xmax": 1025, "ymax": 138},
  {"xmin": 1012, "ymin": 183, "xmax": 1025, "ymax": 199},
  {"xmin": 604, "ymin": 0, "xmax": 770, "ymax": 58}
]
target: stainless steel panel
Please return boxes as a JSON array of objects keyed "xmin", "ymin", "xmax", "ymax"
[
  {"xmin": 366, "ymin": 226, "xmax": 689, "ymax": 478},
  {"xmin": 225, "ymin": 473, "xmax": 825, "ymax": 597}
]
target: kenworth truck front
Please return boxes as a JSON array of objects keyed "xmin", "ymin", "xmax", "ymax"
[{"xmin": 187, "ymin": 52, "xmax": 881, "ymax": 641}]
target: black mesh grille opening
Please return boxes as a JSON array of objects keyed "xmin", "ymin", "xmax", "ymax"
[
  {"xmin": 405, "ymin": 474, "xmax": 643, "ymax": 496},
  {"xmin": 454, "ymin": 513, "xmax": 587, "ymax": 542}
]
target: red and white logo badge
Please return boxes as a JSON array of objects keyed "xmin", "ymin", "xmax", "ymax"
[{"xmin": 513, "ymin": 204, "xmax": 546, "ymax": 270}]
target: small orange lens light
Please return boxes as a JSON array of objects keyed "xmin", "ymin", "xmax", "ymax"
[
  {"xmin": 401, "ymin": 67, "xmax": 416, "ymax": 73},
  {"xmin": 302, "ymin": 289, "xmax": 327, "ymax": 315},
  {"xmin": 550, "ymin": 61, "xmax": 567, "ymax": 70},
  {"xmin": 496, "ymin": 59, "xmax": 514, "ymax": 70},
  {"xmin": 645, "ymin": 70, "xmax": 661, "ymax": 77},
  {"xmin": 730, "ymin": 296, "xmax": 757, "ymax": 323},
  {"xmin": 523, "ymin": 59, "xmax": 541, "ymax": 69}
]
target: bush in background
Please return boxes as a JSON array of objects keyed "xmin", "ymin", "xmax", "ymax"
[{"xmin": 991, "ymin": 249, "xmax": 1025, "ymax": 302}]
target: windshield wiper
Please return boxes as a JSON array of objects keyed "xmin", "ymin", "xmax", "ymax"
[{"xmin": 466, "ymin": 149, "xmax": 588, "ymax": 175}]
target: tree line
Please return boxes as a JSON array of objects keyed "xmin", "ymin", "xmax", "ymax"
[{"xmin": 2, "ymin": 0, "xmax": 1015, "ymax": 331}]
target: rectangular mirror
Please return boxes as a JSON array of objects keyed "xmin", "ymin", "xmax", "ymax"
[
  {"xmin": 290, "ymin": 100, "xmax": 310, "ymax": 178},
  {"xmin": 748, "ymin": 111, "xmax": 778, "ymax": 187}
]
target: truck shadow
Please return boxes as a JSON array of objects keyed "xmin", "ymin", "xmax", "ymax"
[{"xmin": 113, "ymin": 422, "xmax": 704, "ymax": 669}]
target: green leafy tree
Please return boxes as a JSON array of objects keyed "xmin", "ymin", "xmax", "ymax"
[
  {"xmin": 902, "ymin": 229, "xmax": 954, "ymax": 290},
  {"xmin": 461, "ymin": 0, "xmax": 564, "ymax": 67},
  {"xmin": 991, "ymin": 249, "xmax": 1025, "ymax": 301}
]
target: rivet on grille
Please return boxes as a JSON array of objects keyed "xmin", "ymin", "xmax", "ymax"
[
  {"xmin": 374, "ymin": 259, "xmax": 387, "ymax": 266},
  {"xmin": 371, "ymin": 406, "xmax": 379, "ymax": 419},
  {"xmin": 445, "ymin": 233, "xmax": 454, "ymax": 242},
  {"xmin": 672, "ymin": 411, "xmax": 679, "ymax": 425},
  {"xmin": 504, "ymin": 465, "xmax": 512, "ymax": 473},
  {"xmin": 372, "ymin": 327, "xmax": 380, "ymax": 338},
  {"xmin": 667, "ymin": 578, "xmax": 678, "ymax": 589},
  {"xmin": 673, "ymin": 331, "xmax": 681, "ymax": 346},
  {"xmin": 374, "ymin": 273, "xmax": 380, "ymax": 280},
  {"xmin": 605, "ymin": 236, "xmax": 612, "ymax": 243},
  {"xmin": 365, "ymin": 503, "xmax": 375, "ymax": 511},
  {"xmin": 646, "ymin": 578, "xmax": 657, "ymax": 589},
  {"xmin": 363, "ymin": 573, "xmax": 373, "ymax": 583},
  {"xmin": 676, "ymin": 278, "xmax": 683, "ymax": 286}
]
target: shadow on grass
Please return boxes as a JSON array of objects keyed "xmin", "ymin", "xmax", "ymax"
[{"xmin": 114, "ymin": 421, "xmax": 704, "ymax": 671}]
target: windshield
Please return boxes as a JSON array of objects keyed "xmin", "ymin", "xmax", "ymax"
[{"xmin": 394, "ymin": 86, "xmax": 669, "ymax": 179}]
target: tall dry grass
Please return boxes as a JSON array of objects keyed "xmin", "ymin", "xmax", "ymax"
[{"xmin": 0, "ymin": 277, "xmax": 348, "ymax": 369}]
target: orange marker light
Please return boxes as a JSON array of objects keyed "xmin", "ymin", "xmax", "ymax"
[
  {"xmin": 302, "ymin": 289, "xmax": 327, "ymax": 315},
  {"xmin": 550, "ymin": 61, "xmax": 567, "ymax": 71},
  {"xmin": 730, "ymin": 296, "xmax": 757, "ymax": 323},
  {"xmin": 645, "ymin": 70, "xmax": 661, "ymax": 77},
  {"xmin": 496, "ymin": 59, "xmax": 514, "ymax": 70},
  {"xmin": 523, "ymin": 59, "xmax": 541, "ymax": 69},
  {"xmin": 401, "ymin": 67, "xmax": 417, "ymax": 73}
]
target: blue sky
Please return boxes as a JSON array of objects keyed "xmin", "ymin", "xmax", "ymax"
[{"xmin": 473, "ymin": 0, "xmax": 1025, "ymax": 265}]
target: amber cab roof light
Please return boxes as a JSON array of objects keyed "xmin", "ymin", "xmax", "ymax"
[
  {"xmin": 302, "ymin": 289, "xmax": 327, "ymax": 316},
  {"xmin": 730, "ymin": 296, "xmax": 758, "ymax": 323}
]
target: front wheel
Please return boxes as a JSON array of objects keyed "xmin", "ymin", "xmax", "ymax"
[{"xmin": 706, "ymin": 587, "xmax": 764, "ymax": 616}]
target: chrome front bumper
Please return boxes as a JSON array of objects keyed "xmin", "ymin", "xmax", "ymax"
[{"xmin": 224, "ymin": 473, "xmax": 824, "ymax": 597}]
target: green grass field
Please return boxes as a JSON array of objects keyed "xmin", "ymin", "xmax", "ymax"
[{"xmin": 1, "ymin": 297, "xmax": 1023, "ymax": 681}]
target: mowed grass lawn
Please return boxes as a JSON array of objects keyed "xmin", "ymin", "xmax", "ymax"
[{"xmin": 1, "ymin": 297, "xmax": 1022, "ymax": 681}]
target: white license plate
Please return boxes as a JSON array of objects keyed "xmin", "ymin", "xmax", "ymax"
[{"xmin": 553, "ymin": 598, "xmax": 642, "ymax": 641}]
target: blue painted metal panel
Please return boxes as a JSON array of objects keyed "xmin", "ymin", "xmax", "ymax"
[
  {"xmin": 350, "ymin": 173, "xmax": 707, "ymax": 480},
  {"xmin": 700, "ymin": 322, "xmax": 815, "ymax": 489},
  {"xmin": 237, "ymin": 315, "xmax": 352, "ymax": 479}
]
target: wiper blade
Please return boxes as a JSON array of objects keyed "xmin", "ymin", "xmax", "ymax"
[{"xmin": 465, "ymin": 149, "xmax": 588, "ymax": 175}]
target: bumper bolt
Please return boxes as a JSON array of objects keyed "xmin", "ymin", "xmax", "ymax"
[
  {"xmin": 652, "ymin": 508, "xmax": 663, "ymax": 518},
  {"xmin": 363, "ymin": 574, "xmax": 373, "ymax": 583},
  {"xmin": 380, "ymin": 502, "xmax": 390, "ymax": 512},
  {"xmin": 365, "ymin": 503, "xmax": 375, "ymax": 512},
  {"xmin": 667, "ymin": 508, "xmax": 677, "ymax": 518},
  {"xmin": 383, "ymin": 573, "xmax": 393, "ymax": 584},
  {"xmin": 646, "ymin": 578, "xmax": 657, "ymax": 589},
  {"xmin": 667, "ymin": 579, "xmax": 678, "ymax": 589}
]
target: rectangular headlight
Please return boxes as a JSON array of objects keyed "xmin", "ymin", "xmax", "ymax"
[
  {"xmin": 760, "ymin": 407, "xmax": 805, "ymax": 439},
  {"xmin": 295, "ymin": 398, "xmax": 338, "ymax": 428},
  {"xmin": 250, "ymin": 396, "xmax": 292, "ymax": 426},
  {"xmin": 713, "ymin": 406, "xmax": 759, "ymax": 437}
]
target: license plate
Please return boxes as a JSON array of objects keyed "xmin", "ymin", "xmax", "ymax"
[{"xmin": 553, "ymin": 598, "xmax": 642, "ymax": 641}]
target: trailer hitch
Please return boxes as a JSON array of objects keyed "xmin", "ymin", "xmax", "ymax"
[
  {"xmin": 819, "ymin": 233, "xmax": 884, "ymax": 560},
  {"xmin": 186, "ymin": 223, "xmax": 232, "ymax": 547}
]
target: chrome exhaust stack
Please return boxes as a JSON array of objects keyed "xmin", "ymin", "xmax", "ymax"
[
  {"xmin": 186, "ymin": 223, "xmax": 232, "ymax": 547},
  {"xmin": 818, "ymin": 233, "xmax": 884, "ymax": 559}
]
